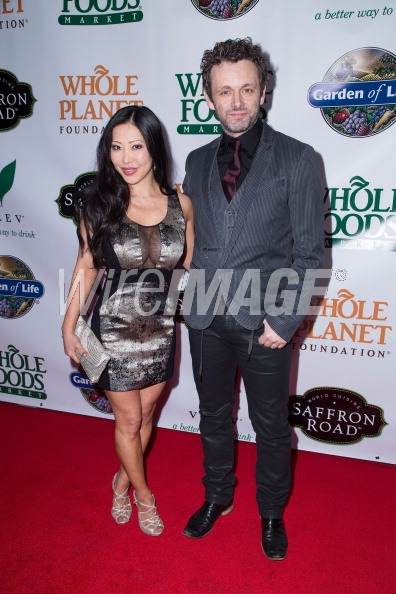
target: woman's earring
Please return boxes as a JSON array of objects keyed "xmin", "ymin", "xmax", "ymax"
[{"xmin": 153, "ymin": 163, "xmax": 157, "ymax": 171}]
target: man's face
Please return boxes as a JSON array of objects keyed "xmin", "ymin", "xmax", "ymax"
[{"xmin": 205, "ymin": 60, "xmax": 265, "ymax": 137}]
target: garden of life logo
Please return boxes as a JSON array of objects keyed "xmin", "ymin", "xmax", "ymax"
[
  {"xmin": 58, "ymin": 0, "xmax": 142, "ymax": 25},
  {"xmin": 0, "ymin": 344, "xmax": 47, "ymax": 401},
  {"xmin": 289, "ymin": 387, "xmax": 387, "ymax": 446},
  {"xmin": 0, "ymin": 69, "xmax": 36, "ymax": 132},
  {"xmin": 0, "ymin": 256, "xmax": 44, "ymax": 319},
  {"xmin": 293, "ymin": 288, "xmax": 392, "ymax": 359},
  {"xmin": 70, "ymin": 371, "xmax": 113, "ymax": 414},
  {"xmin": 0, "ymin": 0, "xmax": 27, "ymax": 30},
  {"xmin": 55, "ymin": 172, "xmax": 96, "ymax": 223},
  {"xmin": 308, "ymin": 47, "xmax": 396, "ymax": 137},
  {"xmin": 324, "ymin": 176, "xmax": 396, "ymax": 251},
  {"xmin": 59, "ymin": 65, "xmax": 142, "ymax": 135},
  {"xmin": 191, "ymin": 0, "xmax": 259, "ymax": 20}
]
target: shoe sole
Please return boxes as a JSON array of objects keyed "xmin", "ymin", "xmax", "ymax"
[
  {"xmin": 261, "ymin": 541, "xmax": 287, "ymax": 561},
  {"xmin": 182, "ymin": 502, "xmax": 234, "ymax": 539}
]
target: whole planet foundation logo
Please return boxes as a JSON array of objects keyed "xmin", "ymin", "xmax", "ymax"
[
  {"xmin": 0, "ymin": 256, "xmax": 44, "ymax": 319},
  {"xmin": 308, "ymin": 47, "xmax": 396, "ymax": 137},
  {"xmin": 190, "ymin": 0, "xmax": 259, "ymax": 20}
]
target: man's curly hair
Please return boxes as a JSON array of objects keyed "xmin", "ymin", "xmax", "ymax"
[{"xmin": 201, "ymin": 37, "xmax": 271, "ymax": 100}]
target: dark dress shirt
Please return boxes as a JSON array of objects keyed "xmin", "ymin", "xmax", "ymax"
[{"xmin": 217, "ymin": 117, "xmax": 263, "ymax": 191}]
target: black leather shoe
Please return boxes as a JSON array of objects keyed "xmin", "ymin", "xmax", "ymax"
[
  {"xmin": 261, "ymin": 518, "xmax": 288, "ymax": 560},
  {"xmin": 182, "ymin": 500, "xmax": 234, "ymax": 539}
]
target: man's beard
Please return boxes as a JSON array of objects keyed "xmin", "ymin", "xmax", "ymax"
[{"xmin": 221, "ymin": 110, "xmax": 258, "ymax": 135}]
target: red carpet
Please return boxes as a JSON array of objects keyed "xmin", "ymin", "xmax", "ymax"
[{"xmin": 0, "ymin": 401, "xmax": 395, "ymax": 594}]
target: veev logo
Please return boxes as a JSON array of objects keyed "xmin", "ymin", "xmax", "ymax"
[
  {"xmin": 58, "ymin": 0, "xmax": 142, "ymax": 25},
  {"xmin": 0, "ymin": 160, "xmax": 16, "ymax": 206}
]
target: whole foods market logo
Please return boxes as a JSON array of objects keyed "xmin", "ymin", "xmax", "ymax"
[
  {"xmin": 58, "ymin": 0, "xmax": 142, "ymax": 25},
  {"xmin": 289, "ymin": 387, "xmax": 387, "ymax": 445},
  {"xmin": 191, "ymin": 0, "xmax": 259, "ymax": 20},
  {"xmin": 0, "ymin": 344, "xmax": 47, "ymax": 400},
  {"xmin": 70, "ymin": 372, "xmax": 113, "ymax": 414},
  {"xmin": 0, "ymin": 256, "xmax": 44, "ymax": 319},
  {"xmin": 0, "ymin": 69, "xmax": 36, "ymax": 132},
  {"xmin": 324, "ymin": 176, "xmax": 396, "ymax": 250},
  {"xmin": 56, "ymin": 172, "xmax": 96, "ymax": 223},
  {"xmin": 175, "ymin": 71, "xmax": 273, "ymax": 135},
  {"xmin": 308, "ymin": 47, "xmax": 396, "ymax": 137}
]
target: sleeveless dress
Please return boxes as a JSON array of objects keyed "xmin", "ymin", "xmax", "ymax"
[{"xmin": 91, "ymin": 191, "xmax": 185, "ymax": 392}]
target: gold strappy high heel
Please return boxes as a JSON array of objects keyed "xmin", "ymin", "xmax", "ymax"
[
  {"xmin": 133, "ymin": 491, "xmax": 164, "ymax": 536},
  {"xmin": 111, "ymin": 474, "xmax": 132, "ymax": 525}
]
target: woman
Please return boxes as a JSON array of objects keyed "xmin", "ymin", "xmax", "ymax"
[{"xmin": 62, "ymin": 105, "xmax": 194, "ymax": 536}]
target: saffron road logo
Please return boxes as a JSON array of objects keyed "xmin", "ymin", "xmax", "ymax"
[
  {"xmin": 0, "ymin": 0, "xmax": 28, "ymax": 31},
  {"xmin": 0, "ymin": 256, "xmax": 44, "ymax": 319},
  {"xmin": 58, "ymin": 0, "xmax": 142, "ymax": 25},
  {"xmin": 289, "ymin": 387, "xmax": 387, "ymax": 445},
  {"xmin": 0, "ymin": 69, "xmax": 36, "ymax": 132},
  {"xmin": 308, "ymin": 47, "xmax": 396, "ymax": 137},
  {"xmin": 323, "ymin": 176, "xmax": 396, "ymax": 251},
  {"xmin": 0, "ymin": 344, "xmax": 47, "ymax": 401},
  {"xmin": 56, "ymin": 172, "xmax": 96, "ymax": 224},
  {"xmin": 70, "ymin": 372, "xmax": 113, "ymax": 414},
  {"xmin": 58, "ymin": 65, "xmax": 143, "ymax": 134},
  {"xmin": 190, "ymin": 0, "xmax": 259, "ymax": 20}
]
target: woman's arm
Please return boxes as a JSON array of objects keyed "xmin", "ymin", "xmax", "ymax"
[{"xmin": 179, "ymin": 192, "xmax": 194, "ymax": 271}]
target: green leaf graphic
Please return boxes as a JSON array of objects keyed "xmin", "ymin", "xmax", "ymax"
[{"xmin": 0, "ymin": 160, "xmax": 16, "ymax": 206}]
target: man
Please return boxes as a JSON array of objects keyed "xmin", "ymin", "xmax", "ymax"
[{"xmin": 181, "ymin": 38, "xmax": 324, "ymax": 560}]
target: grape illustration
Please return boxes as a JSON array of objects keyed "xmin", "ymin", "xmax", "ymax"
[
  {"xmin": 342, "ymin": 109, "xmax": 368, "ymax": 135},
  {"xmin": 372, "ymin": 105, "xmax": 389, "ymax": 124},
  {"xmin": 82, "ymin": 387, "xmax": 113, "ymax": 414},
  {"xmin": 222, "ymin": 5, "xmax": 235, "ymax": 17}
]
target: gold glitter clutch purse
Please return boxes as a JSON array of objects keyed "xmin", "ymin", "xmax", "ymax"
[{"xmin": 75, "ymin": 316, "xmax": 111, "ymax": 384}]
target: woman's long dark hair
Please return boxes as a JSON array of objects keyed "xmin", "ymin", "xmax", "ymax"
[{"xmin": 76, "ymin": 105, "xmax": 173, "ymax": 267}]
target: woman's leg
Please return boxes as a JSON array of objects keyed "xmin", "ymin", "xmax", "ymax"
[{"xmin": 106, "ymin": 381, "xmax": 165, "ymax": 503}]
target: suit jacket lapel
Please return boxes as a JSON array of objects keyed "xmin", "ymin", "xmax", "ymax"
[{"xmin": 222, "ymin": 124, "xmax": 275, "ymax": 265}]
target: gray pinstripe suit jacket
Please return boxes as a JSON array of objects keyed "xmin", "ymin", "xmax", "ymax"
[{"xmin": 182, "ymin": 122, "xmax": 324, "ymax": 342}]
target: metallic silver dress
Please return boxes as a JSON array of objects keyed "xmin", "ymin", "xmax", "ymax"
[{"xmin": 91, "ymin": 192, "xmax": 185, "ymax": 392}]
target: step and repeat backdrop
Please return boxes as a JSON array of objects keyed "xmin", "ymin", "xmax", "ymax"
[{"xmin": 1, "ymin": 1, "xmax": 395, "ymax": 463}]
